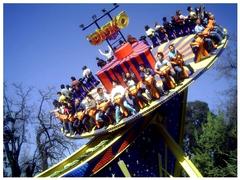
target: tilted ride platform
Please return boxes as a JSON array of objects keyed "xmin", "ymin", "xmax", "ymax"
[
  {"xmin": 65, "ymin": 33, "xmax": 228, "ymax": 139},
  {"xmin": 36, "ymin": 32, "xmax": 228, "ymax": 177}
]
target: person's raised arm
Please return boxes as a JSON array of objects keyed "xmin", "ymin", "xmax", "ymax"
[
  {"xmin": 98, "ymin": 48, "xmax": 106, "ymax": 56},
  {"xmin": 108, "ymin": 45, "xmax": 113, "ymax": 54}
]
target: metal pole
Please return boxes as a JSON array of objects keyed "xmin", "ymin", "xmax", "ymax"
[
  {"xmin": 81, "ymin": 5, "xmax": 126, "ymax": 50},
  {"xmin": 82, "ymin": 5, "xmax": 120, "ymax": 31},
  {"xmin": 153, "ymin": 119, "xmax": 203, "ymax": 177}
]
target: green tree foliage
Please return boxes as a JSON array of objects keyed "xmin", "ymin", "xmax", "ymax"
[
  {"xmin": 191, "ymin": 112, "xmax": 237, "ymax": 177},
  {"xmin": 184, "ymin": 101, "xmax": 210, "ymax": 157},
  {"xmin": 184, "ymin": 33, "xmax": 237, "ymax": 177}
]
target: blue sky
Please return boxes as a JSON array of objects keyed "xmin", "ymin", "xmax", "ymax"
[{"xmin": 4, "ymin": 3, "xmax": 237, "ymax": 111}]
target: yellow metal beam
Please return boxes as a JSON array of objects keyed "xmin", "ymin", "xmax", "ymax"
[
  {"xmin": 117, "ymin": 160, "xmax": 131, "ymax": 177},
  {"xmin": 164, "ymin": 144, "xmax": 168, "ymax": 177},
  {"xmin": 161, "ymin": 167, "xmax": 173, "ymax": 177},
  {"xmin": 157, "ymin": 153, "xmax": 163, "ymax": 177},
  {"xmin": 154, "ymin": 121, "xmax": 203, "ymax": 177},
  {"xmin": 174, "ymin": 89, "xmax": 188, "ymax": 177}
]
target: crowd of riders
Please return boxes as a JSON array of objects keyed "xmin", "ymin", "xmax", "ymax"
[
  {"xmin": 52, "ymin": 6, "xmax": 226, "ymax": 137},
  {"xmin": 52, "ymin": 43, "xmax": 194, "ymax": 137},
  {"xmin": 143, "ymin": 6, "xmax": 226, "ymax": 51}
]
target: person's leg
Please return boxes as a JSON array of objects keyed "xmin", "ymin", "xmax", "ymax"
[
  {"xmin": 175, "ymin": 25, "xmax": 183, "ymax": 37},
  {"xmin": 73, "ymin": 119, "xmax": 78, "ymax": 129},
  {"xmin": 104, "ymin": 112, "xmax": 113, "ymax": 125},
  {"xmin": 160, "ymin": 76, "xmax": 169, "ymax": 91},
  {"xmin": 191, "ymin": 45, "xmax": 199, "ymax": 63},
  {"xmin": 144, "ymin": 88, "xmax": 153, "ymax": 101},
  {"xmin": 77, "ymin": 87, "xmax": 87, "ymax": 99},
  {"xmin": 68, "ymin": 121, "xmax": 75, "ymax": 135},
  {"xmin": 183, "ymin": 63, "xmax": 194, "ymax": 75},
  {"xmin": 95, "ymin": 111, "xmax": 102, "ymax": 121},
  {"xmin": 204, "ymin": 38, "xmax": 213, "ymax": 52},
  {"xmin": 213, "ymin": 25, "xmax": 225, "ymax": 38},
  {"xmin": 150, "ymin": 36, "xmax": 160, "ymax": 48},
  {"xmin": 82, "ymin": 116, "xmax": 90, "ymax": 132},
  {"xmin": 210, "ymin": 31, "xmax": 222, "ymax": 45},
  {"xmin": 86, "ymin": 77, "xmax": 95, "ymax": 90},
  {"xmin": 182, "ymin": 24, "xmax": 190, "ymax": 35},
  {"xmin": 105, "ymin": 106, "xmax": 113, "ymax": 118},
  {"xmin": 115, "ymin": 106, "xmax": 121, "ymax": 123},
  {"xmin": 63, "ymin": 121, "xmax": 70, "ymax": 133},
  {"xmin": 73, "ymin": 119, "xmax": 82, "ymax": 134},
  {"xmin": 82, "ymin": 78, "xmax": 92, "ymax": 91},
  {"xmin": 80, "ymin": 83, "xmax": 89, "ymax": 93},
  {"xmin": 155, "ymin": 82, "xmax": 165, "ymax": 95},
  {"xmin": 105, "ymin": 106, "xmax": 114, "ymax": 124},
  {"xmin": 174, "ymin": 66, "xmax": 182, "ymax": 84},
  {"xmin": 95, "ymin": 111, "xmax": 103, "ymax": 128},
  {"xmin": 169, "ymin": 68, "xmax": 178, "ymax": 84},
  {"xmin": 123, "ymin": 100, "xmax": 136, "ymax": 115},
  {"xmin": 137, "ymin": 91, "xmax": 149, "ymax": 105},
  {"xmin": 154, "ymin": 76, "xmax": 166, "ymax": 95},
  {"xmin": 205, "ymin": 38, "xmax": 217, "ymax": 54},
  {"xmin": 89, "ymin": 74, "xmax": 99, "ymax": 87},
  {"xmin": 101, "ymin": 113, "xmax": 110, "ymax": 126},
  {"xmin": 129, "ymin": 95, "xmax": 139, "ymax": 111},
  {"xmin": 167, "ymin": 29, "xmax": 177, "ymax": 40}
]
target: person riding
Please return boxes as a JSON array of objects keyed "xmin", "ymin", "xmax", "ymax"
[
  {"xmin": 162, "ymin": 17, "xmax": 176, "ymax": 40},
  {"xmin": 127, "ymin": 34, "xmax": 138, "ymax": 45},
  {"xmin": 57, "ymin": 91, "xmax": 68, "ymax": 105},
  {"xmin": 185, "ymin": 6, "xmax": 197, "ymax": 33},
  {"xmin": 154, "ymin": 22, "xmax": 168, "ymax": 43},
  {"xmin": 96, "ymin": 87, "xmax": 115, "ymax": 126},
  {"xmin": 96, "ymin": 57, "xmax": 107, "ymax": 68},
  {"xmin": 52, "ymin": 99, "xmax": 69, "ymax": 135},
  {"xmin": 168, "ymin": 44, "xmax": 194, "ymax": 81},
  {"xmin": 66, "ymin": 85, "xmax": 73, "ymax": 98},
  {"xmin": 123, "ymin": 72, "xmax": 150, "ymax": 110},
  {"xmin": 83, "ymin": 94, "xmax": 100, "ymax": 130},
  {"xmin": 144, "ymin": 25, "xmax": 160, "ymax": 48},
  {"xmin": 60, "ymin": 84, "xmax": 72, "ymax": 100},
  {"xmin": 139, "ymin": 35, "xmax": 151, "ymax": 47},
  {"xmin": 194, "ymin": 18, "xmax": 217, "ymax": 54},
  {"xmin": 73, "ymin": 99, "xmax": 91, "ymax": 133},
  {"xmin": 70, "ymin": 76, "xmax": 87, "ymax": 100},
  {"xmin": 70, "ymin": 98, "xmax": 84, "ymax": 135},
  {"xmin": 191, "ymin": 33, "xmax": 211, "ymax": 63},
  {"xmin": 187, "ymin": 6, "xmax": 197, "ymax": 20},
  {"xmin": 194, "ymin": 18, "xmax": 205, "ymax": 34},
  {"xmin": 111, "ymin": 81, "xmax": 137, "ymax": 123},
  {"xmin": 155, "ymin": 51, "xmax": 177, "ymax": 90},
  {"xmin": 174, "ymin": 10, "xmax": 189, "ymax": 36},
  {"xmin": 63, "ymin": 101, "xmax": 76, "ymax": 136},
  {"xmin": 139, "ymin": 64, "xmax": 166, "ymax": 99},
  {"xmin": 82, "ymin": 66, "xmax": 99, "ymax": 90},
  {"xmin": 205, "ymin": 14, "xmax": 224, "ymax": 45}
]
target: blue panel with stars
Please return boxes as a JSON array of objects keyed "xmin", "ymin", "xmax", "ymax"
[{"xmin": 94, "ymin": 91, "xmax": 186, "ymax": 177}]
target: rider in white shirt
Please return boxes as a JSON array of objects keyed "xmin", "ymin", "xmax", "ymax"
[
  {"xmin": 82, "ymin": 66, "xmax": 99, "ymax": 90},
  {"xmin": 111, "ymin": 81, "xmax": 136, "ymax": 123}
]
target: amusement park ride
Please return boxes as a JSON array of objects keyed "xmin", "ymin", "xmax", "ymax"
[{"xmin": 36, "ymin": 4, "xmax": 228, "ymax": 177}]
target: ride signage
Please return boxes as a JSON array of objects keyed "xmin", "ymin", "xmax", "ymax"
[{"xmin": 86, "ymin": 11, "xmax": 129, "ymax": 45}]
